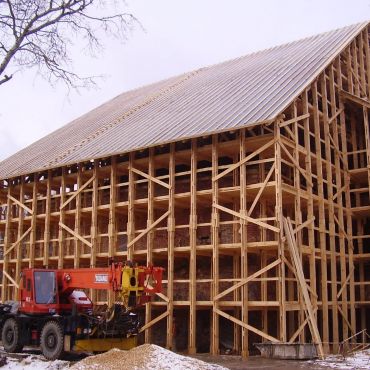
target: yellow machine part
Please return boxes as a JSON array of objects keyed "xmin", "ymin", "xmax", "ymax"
[
  {"xmin": 73, "ymin": 336, "xmax": 137, "ymax": 352},
  {"xmin": 121, "ymin": 266, "xmax": 145, "ymax": 296}
]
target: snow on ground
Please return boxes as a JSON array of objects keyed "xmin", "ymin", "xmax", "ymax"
[
  {"xmin": 0, "ymin": 353, "xmax": 68, "ymax": 370},
  {"xmin": 70, "ymin": 344, "xmax": 229, "ymax": 370},
  {"xmin": 311, "ymin": 349, "xmax": 370, "ymax": 370}
]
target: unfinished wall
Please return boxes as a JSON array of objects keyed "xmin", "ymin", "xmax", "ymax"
[{"xmin": 0, "ymin": 26, "xmax": 369, "ymax": 356}]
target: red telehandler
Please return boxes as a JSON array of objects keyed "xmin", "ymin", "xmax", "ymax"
[{"xmin": 0, "ymin": 261, "xmax": 163, "ymax": 360}]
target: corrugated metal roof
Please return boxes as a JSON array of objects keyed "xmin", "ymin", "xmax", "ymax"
[{"xmin": 0, "ymin": 22, "xmax": 367, "ymax": 180}]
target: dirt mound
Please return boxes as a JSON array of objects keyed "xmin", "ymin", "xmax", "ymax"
[{"xmin": 71, "ymin": 344, "xmax": 229, "ymax": 370}]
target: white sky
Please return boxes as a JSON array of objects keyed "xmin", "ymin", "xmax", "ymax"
[{"xmin": 0, "ymin": 0, "xmax": 369, "ymax": 161}]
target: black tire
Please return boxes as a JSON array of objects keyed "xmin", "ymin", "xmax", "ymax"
[
  {"xmin": 40, "ymin": 321, "xmax": 64, "ymax": 360},
  {"xmin": 1, "ymin": 318, "xmax": 23, "ymax": 353}
]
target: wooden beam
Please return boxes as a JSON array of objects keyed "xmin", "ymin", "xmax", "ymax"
[
  {"xmin": 211, "ymin": 134, "xmax": 220, "ymax": 355},
  {"xmin": 60, "ymin": 175, "xmax": 95, "ymax": 210},
  {"xmin": 127, "ymin": 210, "xmax": 170, "ymax": 249},
  {"xmin": 59, "ymin": 222, "xmax": 92, "ymax": 248},
  {"xmin": 43, "ymin": 171, "xmax": 51, "ymax": 267},
  {"xmin": 139, "ymin": 310, "xmax": 170, "ymax": 333},
  {"xmin": 145, "ymin": 150, "xmax": 154, "ymax": 344},
  {"xmin": 289, "ymin": 307, "xmax": 318, "ymax": 343},
  {"xmin": 130, "ymin": 167, "xmax": 171, "ymax": 189},
  {"xmin": 328, "ymin": 109, "xmax": 344, "ymax": 125},
  {"xmin": 166, "ymin": 143, "xmax": 175, "ymax": 350},
  {"xmin": 279, "ymin": 141, "xmax": 313, "ymax": 187},
  {"xmin": 282, "ymin": 256, "xmax": 318, "ymax": 299},
  {"xmin": 4, "ymin": 226, "xmax": 32, "ymax": 256},
  {"xmin": 213, "ymin": 203, "xmax": 280, "ymax": 233},
  {"xmin": 293, "ymin": 217, "xmax": 315, "ymax": 235},
  {"xmin": 333, "ymin": 185, "xmax": 348, "ymax": 201},
  {"xmin": 213, "ymin": 258, "xmax": 281, "ymax": 301},
  {"xmin": 213, "ymin": 138, "xmax": 275, "ymax": 182},
  {"xmin": 333, "ymin": 214, "xmax": 349, "ymax": 241},
  {"xmin": 279, "ymin": 113, "xmax": 310, "ymax": 128},
  {"xmin": 1, "ymin": 187, "xmax": 12, "ymax": 302},
  {"xmin": 8, "ymin": 194, "xmax": 33, "ymax": 215},
  {"xmin": 213, "ymin": 307, "xmax": 280, "ymax": 343},
  {"xmin": 247, "ymin": 165, "xmax": 274, "ymax": 217},
  {"xmin": 2, "ymin": 270, "xmax": 19, "ymax": 289},
  {"xmin": 312, "ymin": 81, "xmax": 329, "ymax": 350},
  {"xmin": 337, "ymin": 267, "xmax": 354, "ymax": 300},
  {"xmin": 337, "ymin": 305, "xmax": 355, "ymax": 335},
  {"xmin": 189, "ymin": 138, "xmax": 197, "ymax": 354},
  {"xmin": 340, "ymin": 90, "xmax": 370, "ymax": 108}
]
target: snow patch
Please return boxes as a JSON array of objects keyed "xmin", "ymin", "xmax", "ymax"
[
  {"xmin": 0, "ymin": 353, "xmax": 68, "ymax": 370},
  {"xmin": 311, "ymin": 349, "xmax": 370, "ymax": 370}
]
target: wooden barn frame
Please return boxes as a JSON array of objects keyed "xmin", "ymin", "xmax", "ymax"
[{"xmin": 0, "ymin": 23, "xmax": 369, "ymax": 357}]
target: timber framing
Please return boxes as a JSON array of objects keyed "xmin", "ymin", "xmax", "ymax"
[{"xmin": 0, "ymin": 24, "xmax": 369, "ymax": 356}]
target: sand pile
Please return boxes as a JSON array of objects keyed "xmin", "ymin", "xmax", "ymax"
[{"xmin": 71, "ymin": 344, "xmax": 229, "ymax": 370}]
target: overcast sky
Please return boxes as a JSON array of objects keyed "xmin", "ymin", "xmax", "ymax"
[{"xmin": 0, "ymin": 0, "xmax": 369, "ymax": 161}]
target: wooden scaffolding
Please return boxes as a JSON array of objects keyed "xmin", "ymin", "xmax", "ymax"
[{"xmin": 0, "ymin": 25, "xmax": 369, "ymax": 356}]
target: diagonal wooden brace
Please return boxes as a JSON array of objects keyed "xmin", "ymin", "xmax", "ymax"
[
  {"xmin": 139, "ymin": 309, "xmax": 170, "ymax": 333},
  {"xmin": 213, "ymin": 307, "xmax": 280, "ymax": 343},
  {"xmin": 213, "ymin": 203, "xmax": 280, "ymax": 233},
  {"xmin": 4, "ymin": 226, "xmax": 32, "ymax": 256},
  {"xmin": 59, "ymin": 222, "xmax": 92, "ymax": 248},
  {"xmin": 248, "ymin": 165, "xmax": 275, "ymax": 217},
  {"xmin": 279, "ymin": 141, "xmax": 313, "ymax": 187},
  {"xmin": 8, "ymin": 194, "xmax": 33, "ymax": 215},
  {"xmin": 213, "ymin": 138, "xmax": 275, "ymax": 182},
  {"xmin": 60, "ymin": 175, "xmax": 95, "ymax": 210},
  {"xmin": 127, "ymin": 210, "xmax": 170, "ymax": 249},
  {"xmin": 130, "ymin": 167, "xmax": 171, "ymax": 189},
  {"xmin": 213, "ymin": 258, "xmax": 281, "ymax": 301},
  {"xmin": 2, "ymin": 270, "xmax": 19, "ymax": 288}
]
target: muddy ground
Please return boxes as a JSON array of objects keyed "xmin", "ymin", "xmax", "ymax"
[{"xmin": 191, "ymin": 354, "xmax": 328, "ymax": 370}]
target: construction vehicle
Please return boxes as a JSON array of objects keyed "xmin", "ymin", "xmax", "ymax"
[{"xmin": 0, "ymin": 261, "xmax": 163, "ymax": 360}]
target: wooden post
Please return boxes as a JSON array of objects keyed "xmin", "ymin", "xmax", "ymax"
[
  {"xmin": 58, "ymin": 169, "xmax": 66, "ymax": 269},
  {"xmin": 145, "ymin": 149, "xmax": 154, "ymax": 344},
  {"xmin": 166, "ymin": 144, "xmax": 175, "ymax": 350},
  {"xmin": 108, "ymin": 157, "xmax": 117, "ymax": 306},
  {"xmin": 302, "ymin": 89, "xmax": 317, "ymax": 328},
  {"xmin": 321, "ymin": 75, "xmax": 339, "ymax": 351},
  {"xmin": 312, "ymin": 81, "xmax": 329, "ymax": 352},
  {"xmin": 329, "ymin": 64, "xmax": 349, "ymax": 341},
  {"xmin": 29, "ymin": 174, "xmax": 37, "ymax": 268},
  {"xmin": 211, "ymin": 134, "xmax": 220, "ymax": 355},
  {"xmin": 15, "ymin": 178, "xmax": 25, "ymax": 297},
  {"xmin": 127, "ymin": 154, "xmax": 135, "ymax": 261},
  {"xmin": 275, "ymin": 121, "xmax": 286, "ymax": 343},
  {"xmin": 43, "ymin": 171, "xmax": 51, "ymax": 268},
  {"xmin": 74, "ymin": 165, "xmax": 82, "ymax": 269},
  {"xmin": 90, "ymin": 160, "xmax": 99, "ymax": 303},
  {"xmin": 189, "ymin": 139, "xmax": 197, "ymax": 354}
]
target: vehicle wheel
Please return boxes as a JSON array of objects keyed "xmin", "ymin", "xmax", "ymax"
[
  {"xmin": 40, "ymin": 321, "xmax": 64, "ymax": 360},
  {"xmin": 2, "ymin": 318, "xmax": 23, "ymax": 353}
]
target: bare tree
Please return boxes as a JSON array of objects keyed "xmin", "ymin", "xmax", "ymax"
[{"xmin": 0, "ymin": 0, "xmax": 137, "ymax": 87}]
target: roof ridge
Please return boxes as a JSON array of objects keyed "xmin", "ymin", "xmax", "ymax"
[{"xmin": 46, "ymin": 67, "xmax": 205, "ymax": 167}]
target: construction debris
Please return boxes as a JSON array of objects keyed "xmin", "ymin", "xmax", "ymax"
[{"xmin": 71, "ymin": 344, "xmax": 229, "ymax": 370}]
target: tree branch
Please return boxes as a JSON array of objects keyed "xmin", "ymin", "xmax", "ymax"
[{"xmin": 0, "ymin": 0, "xmax": 137, "ymax": 88}]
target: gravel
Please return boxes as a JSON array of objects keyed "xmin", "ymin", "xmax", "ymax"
[{"xmin": 70, "ymin": 344, "xmax": 229, "ymax": 370}]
